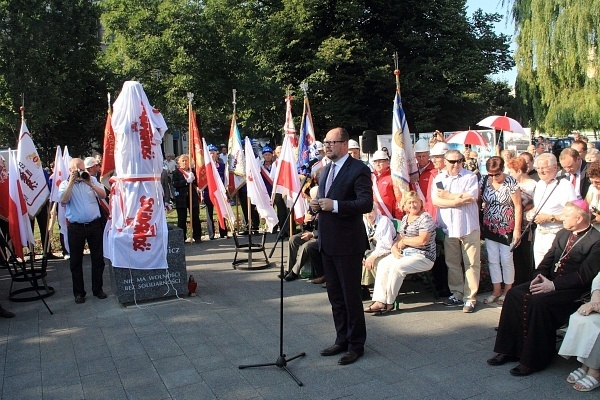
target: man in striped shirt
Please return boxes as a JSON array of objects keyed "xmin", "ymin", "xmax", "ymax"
[{"xmin": 432, "ymin": 150, "xmax": 481, "ymax": 313}]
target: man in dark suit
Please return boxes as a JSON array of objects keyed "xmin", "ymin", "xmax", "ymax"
[
  {"xmin": 310, "ymin": 127, "xmax": 373, "ymax": 365},
  {"xmin": 558, "ymin": 148, "xmax": 590, "ymax": 200}
]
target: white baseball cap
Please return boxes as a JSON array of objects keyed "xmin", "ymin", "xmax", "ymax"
[
  {"xmin": 348, "ymin": 139, "xmax": 360, "ymax": 149},
  {"xmin": 84, "ymin": 157, "xmax": 98, "ymax": 168},
  {"xmin": 414, "ymin": 138, "xmax": 430, "ymax": 153},
  {"xmin": 314, "ymin": 141, "xmax": 324, "ymax": 151},
  {"xmin": 372, "ymin": 150, "xmax": 389, "ymax": 161},
  {"xmin": 430, "ymin": 142, "xmax": 450, "ymax": 156}
]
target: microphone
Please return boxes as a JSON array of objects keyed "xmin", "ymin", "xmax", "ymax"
[{"xmin": 301, "ymin": 155, "xmax": 323, "ymax": 171}]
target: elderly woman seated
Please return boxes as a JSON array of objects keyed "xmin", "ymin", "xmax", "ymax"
[
  {"xmin": 559, "ymin": 271, "xmax": 600, "ymax": 392},
  {"xmin": 363, "ymin": 191, "xmax": 437, "ymax": 315}
]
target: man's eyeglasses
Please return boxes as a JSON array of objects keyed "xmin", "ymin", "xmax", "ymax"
[
  {"xmin": 445, "ymin": 158, "xmax": 464, "ymax": 164},
  {"xmin": 323, "ymin": 140, "xmax": 345, "ymax": 146},
  {"xmin": 488, "ymin": 172, "xmax": 502, "ymax": 177}
]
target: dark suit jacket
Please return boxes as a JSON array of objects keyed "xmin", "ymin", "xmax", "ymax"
[
  {"xmin": 559, "ymin": 159, "xmax": 590, "ymax": 199},
  {"xmin": 317, "ymin": 156, "xmax": 373, "ymax": 256}
]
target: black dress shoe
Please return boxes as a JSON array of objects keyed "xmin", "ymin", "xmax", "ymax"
[
  {"xmin": 0, "ymin": 306, "xmax": 15, "ymax": 318},
  {"xmin": 320, "ymin": 344, "xmax": 347, "ymax": 356},
  {"xmin": 510, "ymin": 364, "xmax": 534, "ymax": 376},
  {"xmin": 284, "ymin": 272, "xmax": 298, "ymax": 282},
  {"xmin": 338, "ymin": 349, "xmax": 364, "ymax": 365},
  {"xmin": 487, "ymin": 354, "xmax": 520, "ymax": 366},
  {"xmin": 93, "ymin": 290, "xmax": 108, "ymax": 299},
  {"xmin": 75, "ymin": 295, "xmax": 86, "ymax": 304}
]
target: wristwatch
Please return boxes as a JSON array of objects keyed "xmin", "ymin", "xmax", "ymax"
[{"xmin": 550, "ymin": 215, "xmax": 556, "ymax": 223}]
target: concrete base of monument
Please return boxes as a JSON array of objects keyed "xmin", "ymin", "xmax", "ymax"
[{"xmin": 109, "ymin": 224, "xmax": 188, "ymax": 306}]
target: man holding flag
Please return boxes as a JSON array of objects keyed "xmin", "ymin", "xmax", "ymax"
[{"xmin": 202, "ymin": 145, "xmax": 228, "ymax": 239}]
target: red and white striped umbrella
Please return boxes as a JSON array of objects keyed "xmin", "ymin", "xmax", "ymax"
[
  {"xmin": 446, "ymin": 130, "xmax": 488, "ymax": 147},
  {"xmin": 477, "ymin": 115, "xmax": 525, "ymax": 134}
]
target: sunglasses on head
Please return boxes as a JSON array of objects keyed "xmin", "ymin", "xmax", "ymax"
[{"xmin": 445, "ymin": 158, "xmax": 463, "ymax": 164}]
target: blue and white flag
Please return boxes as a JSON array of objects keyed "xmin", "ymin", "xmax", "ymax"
[
  {"xmin": 296, "ymin": 96, "xmax": 315, "ymax": 172},
  {"xmin": 390, "ymin": 92, "xmax": 417, "ymax": 193}
]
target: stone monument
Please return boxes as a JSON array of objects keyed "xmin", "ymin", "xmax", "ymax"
[{"xmin": 110, "ymin": 224, "xmax": 187, "ymax": 305}]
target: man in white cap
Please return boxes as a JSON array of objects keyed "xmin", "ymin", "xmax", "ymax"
[
  {"xmin": 425, "ymin": 141, "xmax": 452, "ymax": 298},
  {"xmin": 414, "ymin": 138, "xmax": 435, "ymax": 200},
  {"xmin": 310, "ymin": 141, "xmax": 328, "ymax": 177},
  {"xmin": 424, "ymin": 142, "xmax": 450, "ymax": 220},
  {"xmin": 84, "ymin": 157, "xmax": 101, "ymax": 180},
  {"xmin": 348, "ymin": 139, "xmax": 361, "ymax": 160},
  {"xmin": 372, "ymin": 150, "xmax": 402, "ymax": 219}
]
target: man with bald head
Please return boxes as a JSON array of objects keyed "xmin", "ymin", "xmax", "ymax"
[
  {"xmin": 310, "ymin": 127, "xmax": 373, "ymax": 365},
  {"xmin": 58, "ymin": 158, "xmax": 108, "ymax": 304}
]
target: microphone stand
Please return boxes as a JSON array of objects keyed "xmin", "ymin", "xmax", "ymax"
[
  {"xmin": 238, "ymin": 171, "xmax": 312, "ymax": 386},
  {"xmin": 510, "ymin": 176, "xmax": 565, "ymax": 252}
]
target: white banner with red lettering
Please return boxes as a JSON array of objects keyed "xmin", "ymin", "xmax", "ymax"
[
  {"xmin": 105, "ymin": 81, "xmax": 168, "ymax": 269},
  {"xmin": 16, "ymin": 120, "xmax": 50, "ymax": 217},
  {"xmin": 103, "ymin": 177, "xmax": 167, "ymax": 270},
  {"xmin": 111, "ymin": 81, "xmax": 167, "ymax": 176}
]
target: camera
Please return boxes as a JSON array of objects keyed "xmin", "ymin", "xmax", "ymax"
[
  {"xmin": 75, "ymin": 169, "xmax": 90, "ymax": 180},
  {"xmin": 591, "ymin": 206, "xmax": 599, "ymax": 214}
]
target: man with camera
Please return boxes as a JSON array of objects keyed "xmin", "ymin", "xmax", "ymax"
[{"xmin": 58, "ymin": 158, "xmax": 108, "ymax": 304}]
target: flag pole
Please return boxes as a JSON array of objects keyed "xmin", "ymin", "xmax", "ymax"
[
  {"xmin": 187, "ymin": 92, "xmax": 195, "ymax": 242},
  {"xmin": 394, "ymin": 51, "xmax": 401, "ymax": 94}
]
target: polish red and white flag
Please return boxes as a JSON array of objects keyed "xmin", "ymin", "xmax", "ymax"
[
  {"xmin": 203, "ymin": 138, "xmax": 235, "ymax": 231},
  {"xmin": 271, "ymin": 135, "xmax": 307, "ymax": 223},
  {"xmin": 8, "ymin": 150, "xmax": 35, "ymax": 259}
]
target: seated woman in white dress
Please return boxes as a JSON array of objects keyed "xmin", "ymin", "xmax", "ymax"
[
  {"xmin": 363, "ymin": 191, "xmax": 436, "ymax": 315},
  {"xmin": 559, "ymin": 271, "xmax": 600, "ymax": 392}
]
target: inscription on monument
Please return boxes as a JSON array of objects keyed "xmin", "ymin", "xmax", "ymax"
[{"xmin": 110, "ymin": 224, "xmax": 187, "ymax": 305}]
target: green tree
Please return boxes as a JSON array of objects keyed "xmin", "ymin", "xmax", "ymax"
[
  {"xmin": 0, "ymin": 0, "xmax": 106, "ymax": 161},
  {"xmin": 244, "ymin": 0, "xmax": 514, "ymax": 136},
  {"xmin": 507, "ymin": 0, "xmax": 600, "ymax": 134}
]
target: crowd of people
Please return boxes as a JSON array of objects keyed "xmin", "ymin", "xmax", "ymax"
[{"xmin": 3, "ymin": 128, "xmax": 600, "ymax": 391}]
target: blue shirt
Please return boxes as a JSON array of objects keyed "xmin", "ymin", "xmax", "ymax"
[{"xmin": 58, "ymin": 177, "xmax": 103, "ymax": 223}]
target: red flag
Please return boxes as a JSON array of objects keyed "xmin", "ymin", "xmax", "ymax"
[
  {"xmin": 0, "ymin": 154, "xmax": 8, "ymax": 221},
  {"xmin": 8, "ymin": 150, "xmax": 34, "ymax": 259},
  {"xmin": 203, "ymin": 138, "xmax": 235, "ymax": 230},
  {"xmin": 188, "ymin": 105, "xmax": 207, "ymax": 190},
  {"xmin": 271, "ymin": 135, "xmax": 307, "ymax": 223},
  {"xmin": 100, "ymin": 109, "xmax": 116, "ymax": 188}
]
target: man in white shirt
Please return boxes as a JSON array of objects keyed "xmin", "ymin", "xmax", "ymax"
[{"xmin": 432, "ymin": 149, "xmax": 480, "ymax": 313}]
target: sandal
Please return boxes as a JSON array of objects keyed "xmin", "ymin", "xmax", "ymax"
[
  {"xmin": 483, "ymin": 295, "xmax": 500, "ymax": 304},
  {"xmin": 373, "ymin": 304, "xmax": 395, "ymax": 316},
  {"xmin": 574, "ymin": 375, "xmax": 600, "ymax": 392},
  {"xmin": 364, "ymin": 303, "xmax": 386, "ymax": 313},
  {"xmin": 567, "ymin": 367, "xmax": 587, "ymax": 384},
  {"xmin": 497, "ymin": 295, "xmax": 506, "ymax": 305}
]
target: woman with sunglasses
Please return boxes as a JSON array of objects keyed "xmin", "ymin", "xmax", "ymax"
[{"xmin": 480, "ymin": 156, "xmax": 522, "ymax": 305}]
